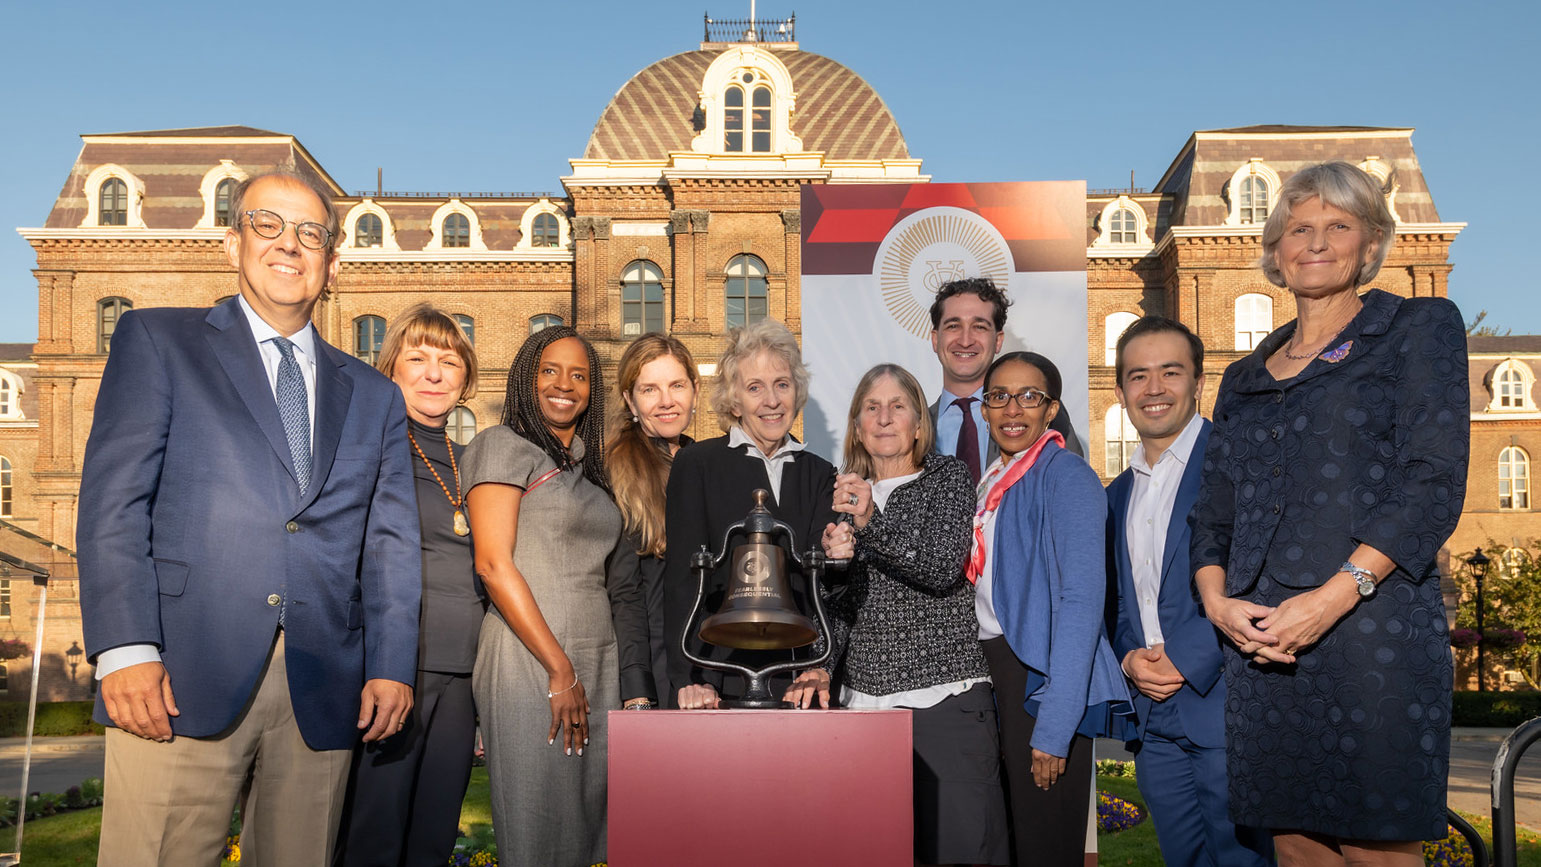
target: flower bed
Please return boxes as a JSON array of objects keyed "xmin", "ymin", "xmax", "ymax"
[
  {"xmin": 1423, "ymin": 824, "xmax": 1477, "ymax": 866},
  {"xmin": 1096, "ymin": 790, "xmax": 1145, "ymax": 833}
]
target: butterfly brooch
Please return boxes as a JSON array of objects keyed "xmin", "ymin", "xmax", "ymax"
[{"xmin": 1319, "ymin": 340, "xmax": 1353, "ymax": 363}]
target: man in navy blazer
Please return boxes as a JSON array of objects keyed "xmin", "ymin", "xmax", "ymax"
[
  {"xmin": 1105, "ymin": 317, "xmax": 1271, "ymax": 867},
  {"xmin": 78, "ymin": 172, "xmax": 421, "ymax": 867}
]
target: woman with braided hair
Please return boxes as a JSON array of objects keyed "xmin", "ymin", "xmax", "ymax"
[{"xmin": 460, "ymin": 325, "xmax": 623, "ymax": 865}]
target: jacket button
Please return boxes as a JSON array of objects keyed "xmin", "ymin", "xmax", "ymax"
[
  {"xmin": 285, "ymin": 521, "xmax": 299, "ymax": 534},
  {"xmin": 1272, "ymin": 504, "xmax": 1281, "ymax": 515},
  {"xmin": 1272, "ymin": 467, "xmax": 1282, "ymax": 477},
  {"xmin": 1274, "ymin": 393, "xmax": 1283, "ymax": 404},
  {"xmin": 1270, "ymin": 429, "xmax": 1281, "ymax": 440},
  {"xmin": 266, "ymin": 594, "xmax": 282, "ymax": 607}
]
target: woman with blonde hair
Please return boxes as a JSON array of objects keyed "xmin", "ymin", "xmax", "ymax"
[
  {"xmin": 334, "ymin": 303, "xmax": 484, "ymax": 867},
  {"xmin": 663, "ymin": 318, "xmax": 837, "ymax": 709},
  {"xmin": 605, "ymin": 333, "xmax": 700, "ymax": 708}
]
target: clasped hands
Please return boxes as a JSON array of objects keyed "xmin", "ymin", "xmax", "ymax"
[
  {"xmin": 101, "ymin": 661, "xmax": 413, "ymax": 743},
  {"xmin": 821, "ymin": 473, "xmax": 874, "ymax": 560},
  {"xmin": 1207, "ymin": 577, "xmax": 1360, "ymax": 665}
]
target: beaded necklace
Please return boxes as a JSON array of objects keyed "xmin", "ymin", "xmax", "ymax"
[{"xmin": 407, "ymin": 427, "xmax": 469, "ymax": 536}]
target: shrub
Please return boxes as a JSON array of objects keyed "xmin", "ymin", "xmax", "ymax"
[
  {"xmin": 0, "ymin": 701, "xmax": 105, "ymax": 737},
  {"xmin": 1095, "ymin": 758, "xmax": 1136, "ymax": 778},
  {"xmin": 0, "ymin": 639, "xmax": 29, "ymax": 661},
  {"xmin": 1483, "ymin": 628, "xmax": 1528, "ymax": 650},
  {"xmin": 1451, "ymin": 691, "xmax": 1541, "ymax": 727},
  {"xmin": 1451, "ymin": 628, "xmax": 1480, "ymax": 649}
]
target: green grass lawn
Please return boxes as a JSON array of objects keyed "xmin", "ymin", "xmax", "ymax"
[{"xmin": 4, "ymin": 768, "xmax": 1540, "ymax": 866}]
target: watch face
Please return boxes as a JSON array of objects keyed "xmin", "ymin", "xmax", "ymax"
[{"xmin": 1357, "ymin": 577, "xmax": 1375, "ymax": 597}]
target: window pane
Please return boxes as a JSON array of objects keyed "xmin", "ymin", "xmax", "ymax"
[
  {"xmin": 752, "ymin": 131, "xmax": 770, "ymax": 152},
  {"xmin": 215, "ymin": 179, "xmax": 234, "ymax": 227},
  {"xmin": 447, "ymin": 407, "xmax": 477, "ymax": 446},
  {"xmin": 646, "ymin": 300, "xmax": 663, "ymax": 335},
  {"xmin": 725, "ymin": 87, "xmax": 744, "ymax": 107},
  {"xmin": 725, "ymin": 297, "xmax": 745, "ymax": 330},
  {"xmin": 354, "ymin": 316, "xmax": 385, "ymax": 364},
  {"xmin": 100, "ymin": 178, "xmax": 128, "ymax": 226},
  {"xmin": 453, "ymin": 314, "xmax": 474, "ymax": 346},
  {"xmin": 752, "ymin": 86, "xmax": 771, "ymax": 108},
  {"xmin": 444, "ymin": 214, "xmax": 470, "ymax": 248}
]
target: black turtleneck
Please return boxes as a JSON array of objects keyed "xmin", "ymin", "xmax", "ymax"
[{"xmin": 407, "ymin": 416, "xmax": 486, "ymax": 674}]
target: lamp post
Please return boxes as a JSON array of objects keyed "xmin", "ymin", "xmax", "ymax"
[
  {"xmin": 65, "ymin": 641, "xmax": 82, "ymax": 683},
  {"xmin": 1467, "ymin": 548, "xmax": 1491, "ymax": 692}
]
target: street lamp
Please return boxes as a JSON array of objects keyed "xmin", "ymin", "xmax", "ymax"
[
  {"xmin": 65, "ymin": 640, "xmax": 82, "ymax": 682},
  {"xmin": 1467, "ymin": 548, "xmax": 1491, "ymax": 692}
]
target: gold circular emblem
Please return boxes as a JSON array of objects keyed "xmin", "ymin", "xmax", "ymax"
[
  {"xmin": 873, "ymin": 207, "xmax": 1013, "ymax": 339},
  {"xmin": 740, "ymin": 550, "xmax": 770, "ymax": 584}
]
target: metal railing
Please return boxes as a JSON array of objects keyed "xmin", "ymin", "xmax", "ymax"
[
  {"xmin": 349, "ymin": 191, "xmax": 557, "ymax": 200},
  {"xmin": 703, "ymin": 13, "xmax": 795, "ymax": 43},
  {"xmin": 1450, "ymin": 715, "xmax": 1541, "ymax": 867}
]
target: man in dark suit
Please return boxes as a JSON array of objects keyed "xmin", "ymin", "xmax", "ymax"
[
  {"xmin": 1105, "ymin": 316, "xmax": 1271, "ymax": 867},
  {"xmin": 79, "ymin": 171, "xmax": 422, "ymax": 867},
  {"xmin": 926, "ymin": 277, "xmax": 1081, "ymax": 483}
]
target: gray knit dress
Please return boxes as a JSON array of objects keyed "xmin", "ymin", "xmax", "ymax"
[{"xmin": 462, "ymin": 426, "xmax": 622, "ymax": 867}]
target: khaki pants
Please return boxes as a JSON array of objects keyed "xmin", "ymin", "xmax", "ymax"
[{"xmin": 98, "ymin": 633, "xmax": 351, "ymax": 867}]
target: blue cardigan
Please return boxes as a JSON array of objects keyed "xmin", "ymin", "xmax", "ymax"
[{"xmin": 993, "ymin": 442, "xmax": 1135, "ymax": 755}]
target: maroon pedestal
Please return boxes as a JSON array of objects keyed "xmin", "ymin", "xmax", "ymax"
[{"xmin": 609, "ymin": 709, "xmax": 913, "ymax": 866}]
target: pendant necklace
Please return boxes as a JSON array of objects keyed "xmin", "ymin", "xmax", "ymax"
[{"xmin": 408, "ymin": 427, "xmax": 469, "ymax": 536}]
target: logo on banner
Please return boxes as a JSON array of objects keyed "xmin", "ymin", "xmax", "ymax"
[{"xmin": 874, "ymin": 207, "xmax": 1013, "ymax": 338}]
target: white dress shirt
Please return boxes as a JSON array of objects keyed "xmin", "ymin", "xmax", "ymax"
[
  {"xmin": 97, "ymin": 296, "xmax": 322, "ymax": 679},
  {"xmin": 1123, "ymin": 413, "xmax": 1205, "ymax": 649},
  {"xmin": 728, "ymin": 426, "xmax": 806, "ymax": 503}
]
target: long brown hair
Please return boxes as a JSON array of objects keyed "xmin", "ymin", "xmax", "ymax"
[{"xmin": 606, "ymin": 334, "xmax": 698, "ymax": 557}]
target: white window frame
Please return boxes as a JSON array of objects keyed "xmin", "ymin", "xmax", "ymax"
[
  {"xmin": 1104, "ymin": 404, "xmax": 1139, "ymax": 477},
  {"xmin": 690, "ymin": 45, "xmax": 803, "ymax": 156},
  {"xmin": 0, "ymin": 370, "xmax": 22, "ymax": 420},
  {"xmin": 1091, "ymin": 197, "xmax": 1152, "ymax": 250},
  {"xmin": 1104, "ymin": 311, "xmax": 1139, "ymax": 367},
  {"xmin": 425, "ymin": 199, "xmax": 487, "ymax": 251},
  {"xmin": 1223, "ymin": 159, "xmax": 1281, "ymax": 227},
  {"xmin": 1235, "ymin": 293, "xmax": 1274, "ymax": 351},
  {"xmin": 1500, "ymin": 446, "xmax": 1531, "ymax": 510},
  {"xmin": 1488, "ymin": 360, "xmax": 1537, "ymax": 412},
  {"xmin": 447, "ymin": 406, "xmax": 477, "ymax": 446},
  {"xmin": 340, "ymin": 199, "xmax": 401, "ymax": 251},
  {"xmin": 81, "ymin": 164, "xmax": 146, "ymax": 228},
  {"xmin": 196, "ymin": 161, "xmax": 250, "ymax": 228},
  {"xmin": 517, "ymin": 199, "xmax": 570, "ymax": 250}
]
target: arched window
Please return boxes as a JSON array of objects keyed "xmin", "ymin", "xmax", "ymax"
[
  {"xmin": 214, "ymin": 178, "xmax": 236, "ymax": 227},
  {"xmin": 0, "ymin": 456, "xmax": 10, "ymax": 519},
  {"xmin": 751, "ymin": 85, "xmax": 772, "ymax": 152},
  {"xmin": 1491, "ymin": 360, "xmax": 1536, "ymax": 411},
  {"xmin": 447, "ymin": 406, "xmax": 477, "ymax": 446},
  {"xmin": 1104, "ymin": 311, "xmax": 1139, "ymax": 367},
  {"xmin": 724, "ymin": 254, "xmax": 768, "ymax": 329},
  {"xmin": 1108, "ymin": 208, "xmax": 1139, "ymax": 244},
  {"xmin": 1235, "ymin": 293, "xmax": 1273, "ymax": 351},
  {"xmin": 98, "ymin": 297, "xmax": 131, "ymax": 354},
  {"xmin": 354, "ymin": 315, "xmax": 386, "ymax": 365},
  {"xmin": 724, "ymin": 86, "xmax": 746, "ymax": 152},
  {"xmin": 452, "ymin": 314, "xmax": 475, "ymax": 346},
  {"xmin": 1499, "ymin": 366, "xmax": 1527, "ymax": 408},
  {"xmin": 530, "ymin": 314, "xmax": 564, "ymax": 334},
  {"xmin": 0, "ymin": 370, "xmax": 20, "ymax": 420},
  {"xmin": 532, "ymin": 213, "xmax": 560, "ymax": 248},
  {"xmin": 622, "ymin": 260, "xmax": 665, "ymax": 336},
  {"xmin": 442, "ymin": 213, "xmax": 470, "ymax": 249},
  {"xmin": 99, "ymin": 178, "xmax": 128, "ymax": 226},
  {"xmin": 1104, "ymin": 405, "xmax": 1140, "ymax": 476},
  {"xmin": 355, "ymin": 213, "xmax": 383, "ymax": 248},
  {"xmin": 1500, "ymin": 446, "xmax": 1530, "ymax": 510},
  {"xmin": 1501, "ymin": 547, "xmax": 1530, "ymax": 579},
  {"xmin": 1239, "ymin": 175, "xmax": 1269, "ymax": 224}
]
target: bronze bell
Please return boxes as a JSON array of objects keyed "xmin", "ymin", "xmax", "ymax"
[{"xmin": 698, "ymin": 489, "xmax": 819, "ymax": 650}]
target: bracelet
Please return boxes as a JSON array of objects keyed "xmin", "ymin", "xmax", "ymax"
[
  {"xmin": 623, "ymin": 700, "xmax": 657, "ymax": 710},
  {"xmin": 547, "ymin": 677, "xmax": 579, "ymax": 700}
]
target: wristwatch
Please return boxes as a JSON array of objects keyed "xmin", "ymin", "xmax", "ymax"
[{"xmin": 1340, "ymin": 561, "xmax": 1377, "ymax": 598}]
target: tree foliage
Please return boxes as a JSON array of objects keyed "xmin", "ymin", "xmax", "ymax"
[
  {"xmin": 1465, "ymin": 309, "xmax": 1512, "ymax": 338},
  {"xmin": 1452, "ymin": 541, "xmax": 1541, "ymax": 678}
]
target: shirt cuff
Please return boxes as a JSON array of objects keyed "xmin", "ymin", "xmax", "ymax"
[{"xmin": 95, "ymin": 644, "xmax": 162, "ymax": 680}]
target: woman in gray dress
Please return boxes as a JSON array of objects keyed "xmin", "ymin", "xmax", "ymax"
[{"xmin": 462, "ymin": 325, "xmax": 623, "ymax": 866}]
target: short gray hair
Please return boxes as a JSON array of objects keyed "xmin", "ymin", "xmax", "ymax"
[
  {"xmin": 228, "ymin": 170, "xmax": 341, "ymax": 255},
  {"xmin": 710, "ymin": 319, "xmax": 810, "ymax": 431},
  {"xmin": 1259, "ymin": 161, "xmax": 1395, "ymax": 289}
]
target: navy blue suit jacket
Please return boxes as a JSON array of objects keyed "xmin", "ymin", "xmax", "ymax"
[
  {"xmin": 1105, "ymin": 420, "xmax": 1225, "ymax": 748},
  {"xmin": 78, "ymin": 300, "xmax": 422, "ymax": 751}
]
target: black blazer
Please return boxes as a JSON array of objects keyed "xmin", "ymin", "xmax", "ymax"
[{"xmin": 661, "ymin": 434, "xmax": 838, "ymax": 704}]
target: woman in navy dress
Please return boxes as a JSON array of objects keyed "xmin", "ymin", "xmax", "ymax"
[{"xmin": 1191, "ymin": 161, "xmax": 1468, "ymax": 866}]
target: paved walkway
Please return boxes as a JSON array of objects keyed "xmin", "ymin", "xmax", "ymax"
[{"xmin": 1, "ymin": 729, "xmax": 1536, "ymax": 831}]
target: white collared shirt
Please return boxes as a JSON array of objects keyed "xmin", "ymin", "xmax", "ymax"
[
  {"xmin": 96, "ymin": 296, "xmax": 322, "ymax": 680},
  {"xmin": 238, "ymin": 294, "xmax": 319, "ymax": 442},
  {"xmin": 1123, "ymin": 413, "xmax": 1205, "ymax": 648},
  {"xmin": 728, "ymin": 426, "xmax": 805, "ymax": 503}
]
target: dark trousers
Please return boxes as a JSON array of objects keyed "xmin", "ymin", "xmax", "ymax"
[
  {"xmin": 1135, "ymin": 700, "xmax": 1274, "ymax": 867},
  {"xmin": 333, "ymin": 671, "xmax": 477, "ymax": 867},
  {"xmin": 982, "ymin": 636, "xmax": 1093, "ymax": 867}
]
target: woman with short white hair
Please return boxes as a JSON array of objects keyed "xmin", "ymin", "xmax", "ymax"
[
  {"xmin": 1193, "ymin": 161, "xmax": 1469, "ymax": 866},
  {"xmin": 662, "ymin": 318, "xmax": 838, "ymax": 709}
]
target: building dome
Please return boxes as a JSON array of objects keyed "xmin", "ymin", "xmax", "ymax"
[{"xmin": 584, "ymin": 49, "xmax": 909, "ymax": 161}]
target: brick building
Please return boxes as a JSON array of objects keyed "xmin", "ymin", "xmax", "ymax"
[{"xmin": 3, "ymin": 21, "xmax": 1519, "ymax": 700}]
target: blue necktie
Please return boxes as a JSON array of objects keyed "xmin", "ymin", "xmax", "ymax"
[{"xmin": 271, "ymin": 336, "xmax": 312, "ymax": 496}]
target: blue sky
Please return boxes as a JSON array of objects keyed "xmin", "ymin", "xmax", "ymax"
[{"xmin": 2, "ymin": 0, "xmax": 1535, "ymax": 341}]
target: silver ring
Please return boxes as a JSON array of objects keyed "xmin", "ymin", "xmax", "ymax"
[{"xmin": 848, "ymin": 494, "xmax": 858, "ymax": 506}]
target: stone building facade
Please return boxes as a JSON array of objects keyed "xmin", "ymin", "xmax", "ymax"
[{"xmin": 5, "ymin": 24, "xmax": 1519, "ymax": 700}]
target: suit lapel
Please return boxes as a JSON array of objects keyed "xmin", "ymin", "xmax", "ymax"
[
  {"xmin": 1159, "ymin": 422, "xmax": 1210, "ymax": 591},
  {"xmin": 205, "ymin": 304, "xmax": 300, "ymax": 484},
  {"xmin": 297, "ymin": 339, "xmax": 354, "ymax": 513},
  {"xmin": 1109, "ymin": 474, "xmax": 1145, "ymax": 648}
]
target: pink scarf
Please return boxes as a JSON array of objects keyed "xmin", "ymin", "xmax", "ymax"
[{"xmin": 965, "ymin": 429, "xmax": 1064, "ymax": 584}]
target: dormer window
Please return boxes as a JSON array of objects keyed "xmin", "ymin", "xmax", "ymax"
[
  {"xmin": 724, "ymin": 73, "xmax": 773, "ymax": 153},
  {"xmin": 1488, "ymin": 359, "xmax": 1537, "ymax": 412},
  {"xmin": 1239, "ymin": 175, "xmax": 1269, "ymax": 224},
  {"xmin": 100, "ymin": 179, "xmax": 128, "ymax": 226},
  {"xmin": 214, "ymin": 179, "xmax": 236, "ymax": 227}
]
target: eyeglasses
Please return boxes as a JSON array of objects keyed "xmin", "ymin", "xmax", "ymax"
[
  {"xmin": 982, "ymin": 388, "xmax": 1053, "ymax": 409},
  {"xmin": 241, "ymin": 209, "xmax": 334, "ymax": 251}
]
